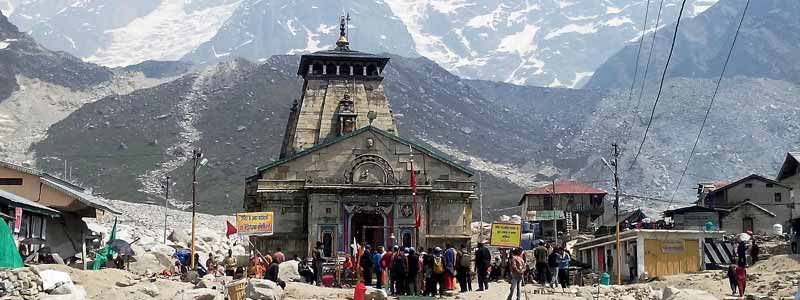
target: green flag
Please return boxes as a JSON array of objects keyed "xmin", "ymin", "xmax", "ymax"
[
  {"xmin": 92, "ymin": 218, "xmax": 117, "ymax": 270},
  {"xmin": 0, "ymin": 220, "xmax": 23, "ymax": 268}
]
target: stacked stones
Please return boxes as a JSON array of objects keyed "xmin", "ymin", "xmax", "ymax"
[{"xmin": 0, "ymin": 267, "xmax": 42, "ymax": 300}]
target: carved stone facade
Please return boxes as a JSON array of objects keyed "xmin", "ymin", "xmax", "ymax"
[{"xmin": 245, "ymin": 20, "xmax": 475, "ymax": 256}]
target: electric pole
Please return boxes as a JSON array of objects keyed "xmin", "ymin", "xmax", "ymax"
[
  {"xmin": 551, "ymin": 179, "xmax": 558, "ymax": 246},
  {"xmin": 613, "ymin": 143, "xmax": 622, "ymax": 285},
  {"xmin": 478, "ymin": 172, "xmax": 484, "ymax": 241},
  {"xmin": 190, "ymin": 149, "xmax": 202, "ymax": 271},
  {"xmin": 163, "ymin": 176, "xmax": 170, "ymax": 244}
]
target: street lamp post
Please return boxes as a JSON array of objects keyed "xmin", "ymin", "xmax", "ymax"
[
  {"xmin": 163, "ymin": 176, "xmax": 170, "ymax": 244},
  {"xmin": 189, "ymin": 149, "xmax": 207, "ymax": 271},
  {"xmin": 602, "ymin": 143, "xmax": 622, "ymax": 285}
]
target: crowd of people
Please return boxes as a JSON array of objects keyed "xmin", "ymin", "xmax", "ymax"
[{"xmin": 324, "ymin": 240, "xmax": 575, "ymax": 300}]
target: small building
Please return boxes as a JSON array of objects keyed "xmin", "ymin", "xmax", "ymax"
[
  {"xmin": 574, "ymin": 229, "xmax": 726, "ymax": 279},
  {"xmin": 592, "ymin": 209, "xmax": 646, "ymax": 236},
  {"xmin": 664, "ymin": 205, "xmax": 725, "ymax": 231},
  {"xmin": 519, "ymin": 180, "xmax": 606, "ymax": 236},
  {"xmin": 776, "ymin": 152, "xmax": 800, "ymax": 222},
  {"xmin": 0, "ymin": 160, "xmax": 118, "ymax": 259},
  {"xmin": 701, "ymin": 174, "xmax": 792, "ymax": 234}
]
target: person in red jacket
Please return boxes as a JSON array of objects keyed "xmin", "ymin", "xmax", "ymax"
[{"xmin": 381, "ymin": 246, "xmax": 395, "ymax": 289}]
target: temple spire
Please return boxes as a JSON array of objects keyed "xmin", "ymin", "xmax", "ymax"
[{"xmin": 335, "ymin": 13, "xmax": 351, "ymax": 51}]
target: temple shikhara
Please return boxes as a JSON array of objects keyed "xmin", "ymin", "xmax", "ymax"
[{"xmin": 244, "ymin": 16, "xmax": 476, "ymax": 256}]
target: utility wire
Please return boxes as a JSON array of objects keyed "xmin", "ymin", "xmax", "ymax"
[
  {"xmin": 629, "ymin": 0, "xmax": 689, "ymax": 168},
  {"xmin": 668, "ymin": 0, "xmax": 752, "ymax": 205},
  {"xmin": 619, "ymin": 0, "xmax": 653, "ymax": 142},
  {"xmin": 623, "ymin": 0, "xmax": 665, "ymax": 143}
]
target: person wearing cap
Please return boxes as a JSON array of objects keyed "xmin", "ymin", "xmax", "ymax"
[{"xmin": 312, "ymin": 241, "xmax": 325, "ymax": 286}]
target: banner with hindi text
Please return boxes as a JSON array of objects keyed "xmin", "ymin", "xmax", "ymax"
[{"xmin": 235, "ymin": 212, "xmax": 274, "ymax": 236}]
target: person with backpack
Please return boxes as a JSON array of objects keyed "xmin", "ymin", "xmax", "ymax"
[
  {"xmin": 407, "ymin": 248, "xmax": 420, "ymax": 295},
  {"xmin": 507, "ymin": 248, "xmax": 526, "ymax": 300},
  {"xmin": 457, "ymin": 244, "xmax": 472, "ymax": 293},
  {"xmin": 474, "ymin": 242, "xmax": 491, "ymax": 291},
  {"xmin": 391, "ymin": 247, "xmax": 408, "ymax": 295},
  {"xmin": 547, "ymin": 246, "xmax": 559, "ymax": 288},
  {"xmin": 431, "ymin": 247, "xmax": 447, "ymax": 297}
]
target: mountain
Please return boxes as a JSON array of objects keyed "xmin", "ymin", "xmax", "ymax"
[
  {"xmin": 586, "ymin": 0, "xmax": 800, "ymax": 90},
  {"xmin": 3, "ymin": 0, "xmax": 716, "ymax": 88},
  {"xmin": 31, "ymin": 53, "xmax": 608, "ymax": 214},
  {"xmin": 32, "ymin": 51, "xmax": 800, "ymax": 217},
  {"xmin": 0, "ymin": 9, "xmax": 184, "ymax": 163}
]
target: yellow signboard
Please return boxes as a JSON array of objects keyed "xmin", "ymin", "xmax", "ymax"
[
  {"xmin": 490, "ymin": 223, "xmax": 522, "ymax": 248},
  {"xmin": 236, "ymin": 212, "xmax": 274, "ymax": 236}
]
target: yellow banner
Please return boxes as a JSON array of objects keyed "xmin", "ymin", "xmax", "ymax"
[
  {"xmin": 236, "ymin": 212, "xmax": 274, "ymax": 236},
  {"xmin": 490, "ymin": 223, "xmax": 521, "ymax": 248}
]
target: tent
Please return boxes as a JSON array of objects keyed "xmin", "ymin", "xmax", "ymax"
[{"xmin": 0, "ymin": 221, "xmax": 23, "ymax": 268}]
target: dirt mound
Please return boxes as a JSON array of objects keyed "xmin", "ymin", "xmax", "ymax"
[{"xmin": 750, "ymin": 255, "xmax": 800, "ymax": 273}]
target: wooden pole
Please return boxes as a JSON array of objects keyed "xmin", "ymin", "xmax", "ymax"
[
  {"xmin": 190, "ymin": 149, "xmax": 199, "ymax": 270},
  {"xmin": 613, "ymin": 143, "xmax": 622, "ymax": 285}
]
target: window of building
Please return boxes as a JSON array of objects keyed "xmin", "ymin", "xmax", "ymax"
[
  {"xmin": 744, "ymin": 183, "xmax": 753, "ymax": 188},
  {"xmin": 766, "ymin": 183, "xmax": 774, "ymax": 188},
  {"xmin": 543, "ymin": 195, "xmax": 553, "ymax": 210},
  {"xmin": 775, "ymin": 193, "xmax": 782, "ymax": 202},
  {"xmin": 0, "ymin": 178, "xmax": 22, "ymax": 185}
]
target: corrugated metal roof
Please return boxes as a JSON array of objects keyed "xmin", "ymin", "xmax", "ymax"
[
  {"xmin": 525, "ymin": 180, "xmax": 607, "ymax": 195},
  {"xmin": 40, "ymin": 176, "xmax": 119, "ymax": 214},
  {"xmin": 0, "ymin": 189, "xmax": 60, "ymax": 217}
]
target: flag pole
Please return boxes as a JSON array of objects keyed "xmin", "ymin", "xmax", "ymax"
[{"xmin": 410, "ymin": 145, "xmax": 420, "ymax": 248}]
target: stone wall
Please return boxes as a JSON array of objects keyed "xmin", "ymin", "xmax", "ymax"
[{"xmin": 0, "ymin": 267, "xmax": 42, "ymax": 300}]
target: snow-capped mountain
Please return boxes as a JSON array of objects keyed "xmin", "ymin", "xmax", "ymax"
[{"xmin": 2, "ymin": 0, "xmax": 717, "ymax": 87}]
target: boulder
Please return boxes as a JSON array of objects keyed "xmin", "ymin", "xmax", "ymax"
[
  {"xmin": 246, "ymin": 279, "xmax": 284, "ymax": 300},
  {"xmin": 365, "ymin": 286, "xmax": 387, "ymax": 300},
  {"xmin": 169, "ymin": 229, "xmax": 191, "ymax": 246},
  {"xmin": 49, "ymin": 283, "xmax": 74, "ymax": 295},
  {"xmin": 138, "ymin": 283, "xmax": 160, "ymax": 297},
  {"xmin": 40, "ymin": 269, "xmax": 72, "ymax": 291},
  {"xmin": 182, "ymin": 288, "xmax": 222, "ymax": 300},
  {"xmin": 662, "ymin": 287, "xmax": 716, "ymax": 300},
  {"xmin": 41, "ymin": 285, "xmax": 87, "ymax": 300},
  {"xmin": 277, "ymin": 261, "xmax": 300, "ymax": 283}
]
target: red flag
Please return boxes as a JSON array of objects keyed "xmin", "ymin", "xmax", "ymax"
[
  {"xmin": 226, "ymin": 220, "xmax": 238, "ymax": 238},
  {"xmin": 411, "ymin": 159, "xmax": 421, "ymax": 228}
]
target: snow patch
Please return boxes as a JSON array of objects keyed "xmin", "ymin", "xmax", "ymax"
[
  {"xmin": 496, "ymin": 24, "xmax": 539, "ymax": 55},
  {"xmin": 604, "ymin": 16, "xmax": 632, "ymax": 27},
  {"xmin": 84, "ymin": 0, "xmax": 241, "ymax": 67},
  {"xmin": 570, "ymin": 71, "xmax": 594, "ymax": 88},
  {"xmin": 429, "ymin": 0, "xmax": 474, "ymax": 15},
  {"xmin": 0, "ymin": 41, "xmax": 8, "ymax": 50},
  {"xmin": 0, "ymin": 0, "xmax": 14, "ymax": 15},
  {"xmin": 544, "ymin": 23, "xmax": 598, "ymax": 40}
]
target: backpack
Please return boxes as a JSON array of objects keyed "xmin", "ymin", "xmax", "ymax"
[
  {"xmin": 459, "ymin": 251, "xmax": 471, "ymax": 268},
  {"xmin": 433, "ymin": 256, "xmax": 445, "ymax": 274},
  {"xmin": 548, "ymin": 252, "xmax": 558, "ymax": 268},
  {"xmin": 392, "ymin": 254, "xmax": 407, "ymax": 273}
]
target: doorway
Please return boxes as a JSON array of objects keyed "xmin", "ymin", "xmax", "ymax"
[
  {"xmin": 351, "ymin": 212, "xmax": 386, "ymax": 247},
  {"xmin": 743, "ymin": 217, "xmax": 754, "ymax": 233}
]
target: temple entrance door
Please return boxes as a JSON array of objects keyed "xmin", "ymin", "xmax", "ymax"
[{"xmin": 351, "ymin": 212, "xmax": 385, "ymax": 247}]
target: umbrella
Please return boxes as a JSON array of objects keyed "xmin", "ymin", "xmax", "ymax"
[
  {"xmin": 107, "ymin": 239, "xmax": 136, "ymax": 256},
  {"xmin": 20, "ymin": 237, "xmax": 47, "ymax": 245}
]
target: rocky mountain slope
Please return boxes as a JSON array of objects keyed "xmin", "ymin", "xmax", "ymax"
[
  {"xmin": 3, "ymin": 0, "xmax": 716, "ymax": 87},
  {"xmin": 0, "ymin": 9, "xmax": 181, "ymax": 163},
  {"xmin": 31, "ymin": 53, "xmax": 607, "ymax": 214},
  {"xmin": 587, "ymin": 0, "xmax": 800, "ymax": 90}
]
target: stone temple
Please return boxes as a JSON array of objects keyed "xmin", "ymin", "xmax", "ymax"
[{"xmin": 244, "ymin": 17, "xmax": 476, "ymax": 257}]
